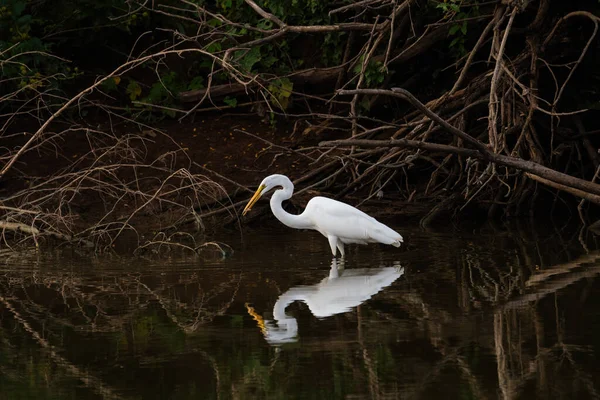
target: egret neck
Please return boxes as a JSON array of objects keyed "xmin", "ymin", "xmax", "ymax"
[{"xmin": 269, "ymin": 183, "xmax": 313, "ymax": 230}]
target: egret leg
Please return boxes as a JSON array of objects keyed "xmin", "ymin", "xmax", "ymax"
[
  {"xmin": 337, "ymin": 257, "xmax": 345, "ymax": 274},
  {"xmin": 327, "ymin": 235, "xmax": 338, "ymax": 257},
  {"xmin": 329, "ymin": 259, "xmax": 339, "ymax": 279},
  {"xmin": 336, "ymin": 240, "xmax": 345, "ymax": 258}
]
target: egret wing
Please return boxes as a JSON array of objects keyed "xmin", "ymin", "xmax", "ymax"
[{"xmin": 305, "ymin": 197, "xmax": 402, "ymax": 245}]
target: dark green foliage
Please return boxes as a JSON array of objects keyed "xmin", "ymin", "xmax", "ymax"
[
  {"xmin": 0, "ymin": 0, "xmax": 142, "ymax": 108},
  {"xmin": 435, "ymin": 0, "xmax": 480, "ymax": 58}
]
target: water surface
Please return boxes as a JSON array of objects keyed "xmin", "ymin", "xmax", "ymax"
[{"xmin": 1, "ymin": 222, "xmax": 600, "ymax": 399}]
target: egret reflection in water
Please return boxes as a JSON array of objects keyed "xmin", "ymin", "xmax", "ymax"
[{"xmin": 247, "ymin": 259, "xmax": 404, "ymax": 344}]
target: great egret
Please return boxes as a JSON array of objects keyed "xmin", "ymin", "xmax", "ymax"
[
  {"xmin": 242, "ymin": 174, "xmax": 403, "ymax": 257},
  {"xmin": 247, "ymin": 259, "xmax": 404, "ymax": 344}
]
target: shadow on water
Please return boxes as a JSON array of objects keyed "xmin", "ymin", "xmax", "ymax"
[{"xmin": 1, "ymin": 221, "xmax": 600, "ymax": 399}]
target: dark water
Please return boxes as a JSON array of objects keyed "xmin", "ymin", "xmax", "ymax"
[{"xmin": 2, "ymin": 222, "xmax": 600, "ymax": 400}]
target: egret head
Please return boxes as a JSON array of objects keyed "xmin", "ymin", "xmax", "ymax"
[{"xmin": 242, "ymin": 174, "xmax": 290, "ymax": 216}]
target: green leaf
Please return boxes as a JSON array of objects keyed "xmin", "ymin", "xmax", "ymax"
[
  {"xmin": 268, "ymin": 78, "xmax": 293, "ymax": 110},
  {"xmin": 262, "ymin": 54, "xmax": 278, "ymax": 68},
  {"xmin": 17, "ymin": 14, "xmax": 32, "ymax": 25},
  {"xmin": 126, "ymin": 81, "xmax": 142, "ymax": 101},
  {"xmin": 256, "ymin": 19, "xmax": 273, "ymax": 30},
  {"xmin": 199, "ymin": 60, "xmax": 213, "ymax": 69},
  {"xmin": 205, "ymin": 42, "xmax": 222, "ymax": 54},
  {"xmin": 352, "ymin": 55, "xmax": 366, "ymax": 75},
  {"xmin": 144, "ymin": 81, "xmax": 167, "ymax": 103},
  {"xmin": 188, "ymin": 76, "xmax": 205, "ymax": 90},
  {"xmin": 449, "ymin": 24, "xmax": 460, "ymax": 35},
  {"xmin": 279, "ymin": 79, "xmax": 293, "ymax": 98},
  {"xmin": 13, "ymin": 1, "xmax": 26, "ymax": 16},
  {"xmin": 101, "ymin": 76, "xmax": 119, "ymax": 92},
  {"xmin": 223, "ymin": 96, "xmax": 237, "ymax": 107},
  {"xmin": 461, "ymin": 21, "xmax": 468, "ymax": 35},
  {"xmin": 359, "ymin": 97, "xmax": 371, "ymax": 112},
  {"xmin": 237, "ymin": 46, "xmax": 261, "ymax": 72},
  {"xmin": 207, "ymin": 18, "xmax": 223, "ymax": 28},
  {"xmin": 220, "ymin": 0, "xmax": 232, "ymax": 10}
]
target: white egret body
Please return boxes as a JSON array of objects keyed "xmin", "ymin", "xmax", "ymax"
[{"xmin": 242, "ymin": 174, "xmax": 403, "ymax": 257}]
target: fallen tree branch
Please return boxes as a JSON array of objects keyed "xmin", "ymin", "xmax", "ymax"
[
  {"xmin": 179, "ymin": 66, "xmax": 345, "ymax": 103},
  {"xmin": 327, "ymin": 87, "xmax": 600, "ymax": 200},
  {"xmin": 319, "ymin": 138, "xmax": 480, "ymax": 159},
  {"xmin": 0, "ymin": 221, "xmax": 40, "ymax": 235},
  {"xmin": 0, "ymin": 46, "xmax": 249, "ymax": 181},
  {"xmin": 524, "ymin": 173, "xmax": 600, "ymax": 205},
  {"xmin": 320, "ymin": 138, "xmax": 600, "ymax": 203}
]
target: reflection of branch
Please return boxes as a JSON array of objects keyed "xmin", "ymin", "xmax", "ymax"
[
  {"xmin": 0, "ymin": 294, "xmax": 125, "ymax": 400},
  {"xmin": 494, "ymin": 311, "xmax": 513, "ymax": 400},
  {"xmin": 408, "ymin": 349, "xmax": 490, "ymax": 400},
  {"xmin": 136, "ymin": 272, "xmax": 242, "ymax": 333},
  {"xmin": 501, "ymin": 256, "xmax": 600, "ymax": 310},
  {"xmin": 455, "ymin": 356, "xmax": 489, "ymax": 400},
  {"xmin": 0, "ymin": 266, "xmax": 242, "ymax": 336},
  {"xmin": 500, "ymin": 311, "xmax": 599, "ymax": 400},
  {"xmin": 198, "ymin": 350, "xmax": 222, "ymax": 400},
  {"xmin": 394, "ymin": 288, "xmax": 453, "ymax": 349},
  {"xmin": 556, "ymin": 343, "xmax": 599, "ymax": 398},
  {"xmin": 357, "ymin": 306, "xmax": 381, "ymax": 400},
  {"xmin": 525, "ymin": 252, "xmax": 600, "ymax": 287},
  {"xmin": 490, "ymin": 251, "xmax": 600, "ymax": 399}
]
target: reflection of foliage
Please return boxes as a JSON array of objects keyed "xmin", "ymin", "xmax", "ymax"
[
  {"xmin": 0, "ymin": 259, "xmax": 245, "ymax": 398},
  {"xmin": 0, "ymin": 332, "xmax": 76, "ymax": 400}
]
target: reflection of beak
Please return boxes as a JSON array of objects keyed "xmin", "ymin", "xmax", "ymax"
[
  {"xmin": 242, "ymin": 184, "xmax": 266, "ymax": 216},
  {"xmin": 245, "ymin": 303, "xmax": 267, "ymax": 336}
]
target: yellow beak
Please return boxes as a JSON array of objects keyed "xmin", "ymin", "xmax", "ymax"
[{"xmin": 242, "ymin": 184, "xmax": 266, "ymax": 216}]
